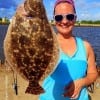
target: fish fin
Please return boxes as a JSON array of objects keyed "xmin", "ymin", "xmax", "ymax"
[{"xmin": 25, "ymin": 81, "xmax": 45, "ymax": 95}]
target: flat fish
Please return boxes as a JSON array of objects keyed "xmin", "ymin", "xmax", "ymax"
[{"xmin": 4, "ymin": 0, "xmax": 59, "ymax": 95}]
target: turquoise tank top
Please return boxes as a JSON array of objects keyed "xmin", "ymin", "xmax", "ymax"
[{"xmin": 39, "ymin": 37, "xmax": 89, "ymax": 100}]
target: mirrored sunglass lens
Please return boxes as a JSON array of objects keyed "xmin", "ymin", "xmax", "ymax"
[
  {"xmin": 67, "ymin": 14, "xmax": 75, "ymax": 21},
  {"xmin": 55, "ymin": 15, "xmax": 63, "ymax": 22}
]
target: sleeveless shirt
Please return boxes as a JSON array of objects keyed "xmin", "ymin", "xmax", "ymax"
[{"xmin": 39, "ymin": 37, "xmax": 89, "ymax": 100}]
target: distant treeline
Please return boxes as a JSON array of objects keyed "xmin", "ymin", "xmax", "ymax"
[
  {"xmin": 50, "ymin": 20, "xmax": 100, "ymax": 26},
  {"xmin": 0, "ymin": 17, "xmax": 10, "ymax": 24},
  {"xmin": 0, "ymin": 17, "xmax": 100, "ymax": 25},
  {"xmin": 76, "ymin": 20, "xmax": 100, "ymax": 24}
]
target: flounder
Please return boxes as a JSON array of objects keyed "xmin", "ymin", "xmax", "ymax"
[{"xmin": 4, "ymin": 0, "xmax": 59, "ymax": 95}]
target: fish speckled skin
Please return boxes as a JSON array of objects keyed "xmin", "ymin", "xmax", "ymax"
[{"xmin": 4, "ymin": 0, "xmax": 59, "ymax": 95}]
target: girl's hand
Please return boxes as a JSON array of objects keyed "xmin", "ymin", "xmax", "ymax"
[{"xmin": 63, "ymin": 79, "xmax": 83, "ymax": 99}]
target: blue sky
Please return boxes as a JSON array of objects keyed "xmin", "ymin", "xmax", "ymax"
[{"xmin": 0, "ymin": 0, "xmax": 100, "ymax": 21}]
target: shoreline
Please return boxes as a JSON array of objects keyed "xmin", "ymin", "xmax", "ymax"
[
  {"xmin": 1, "ymin": 23, "xmax": 100, "ymax": 27},
  {"xmin": 51, "ymin": 23, "xmax": 100, "ymax": 27},
  {"xmin": 75, "ymin": 24, "xmax": 100, "ymax": 27}
]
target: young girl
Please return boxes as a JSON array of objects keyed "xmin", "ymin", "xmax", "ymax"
[{"xmin": 39, "ymin": 0, "xmax": 98, "ymax": 100}]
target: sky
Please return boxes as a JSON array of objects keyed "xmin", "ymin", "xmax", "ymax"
[{"xmin": 0, "ymin": 0, "xmax": 100, "ymax": 21}]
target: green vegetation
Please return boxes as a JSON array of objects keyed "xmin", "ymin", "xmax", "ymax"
[
  {"xmin": 76, "ymin": 20, "xmax": 100, "ymax": 26},
  {"xmin": 77, "ymin": 20, "xmax": 100, "ymax": 24},
  {"xmin": 50, "ymin": 20, "xmax": 100, "ymax": 26},
  {"xmin": 0, "ymin": 17, "xmax": 10, "ymax": 25},
  {"xmin": 0, "ymin": 17, "xmax": 100, "ymax": 26}
]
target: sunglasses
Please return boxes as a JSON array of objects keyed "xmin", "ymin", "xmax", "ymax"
[{"xmin": 54, "ymin": 14, "xmax": 76, "ymax": 22}]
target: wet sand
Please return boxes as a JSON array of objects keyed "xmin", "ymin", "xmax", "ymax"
[{"xmin": 0, "ymin": 65, "xmax": 100, "ymax": 100}]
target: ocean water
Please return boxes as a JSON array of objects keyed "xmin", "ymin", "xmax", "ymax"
[{"xmin": 0, "ymin": 25, "xmax": 100, "ymax": 66}]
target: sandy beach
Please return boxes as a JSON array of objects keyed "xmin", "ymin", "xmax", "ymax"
[{"xmin": 0, "ymin": 65, "xmax": 100, "ymax": 100}]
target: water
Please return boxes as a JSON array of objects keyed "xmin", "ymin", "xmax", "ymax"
[
  {"xmin": 0, "ymin": 25, "xmax": 8, "ymax": 62},
  {"xmin": 0, "ymin": 25, "xmax": 100, "ymax": 66},
  {"xmin": 53, "ymin": 26, "xmax": 100, "ymax": 66},
  {"xmin": 73, "ymin": 26, "xmax": 100, "ymax": 66}
]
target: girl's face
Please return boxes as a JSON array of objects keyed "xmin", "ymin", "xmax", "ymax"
[{"xmin": 54, "ymin": 2, "xmax": 76, "ymax": 36}]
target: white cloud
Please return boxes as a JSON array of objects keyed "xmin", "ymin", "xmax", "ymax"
[
  {"xmin": 44, "ymin": 0, "xmax": 54, "ymax": 20},
  {"xmin": 91, "ymin": 2, "xmax": 100, "ymax": 8},
  {"xmin": 74, "ymin": 0, "xmax": 100, "ymax": 20},
  {"xmin": 93, "ymin": 13, "xmax": 100, "ymax": 20},
  {"xmin": 77, "ymin": 11, "xmax": 100, "ymax": 21},
  {"xmin": 0, "ymin": 7, "xmax": 15, "ymax": 18}
]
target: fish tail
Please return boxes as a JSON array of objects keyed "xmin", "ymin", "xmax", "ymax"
[{"xmin": 25, "ymin": 81, "xmax": 45, "ymax": 95}]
